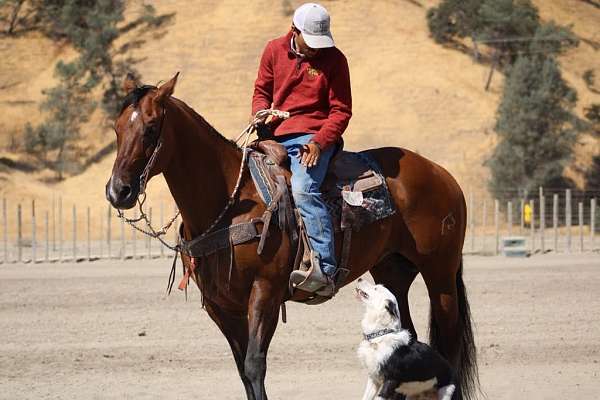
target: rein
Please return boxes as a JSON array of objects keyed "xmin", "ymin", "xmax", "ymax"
[{"xmin": 114, "ymin": 107, "xmax": 289, "ymax": 255}]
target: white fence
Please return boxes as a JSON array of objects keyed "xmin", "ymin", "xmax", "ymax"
[
  {"xmin": 465, "ymin": 188, "xmax": 599, "ymax": 255},
  {"xmin": 1, "ymin": 198, "xmax": 180, "ymax": 264},
  {"xmin": 1, "ymin": 189, "xmax": 599, "ymax": 264}
]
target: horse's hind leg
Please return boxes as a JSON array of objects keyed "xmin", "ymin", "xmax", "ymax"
[
  {"xmin": 422, "ymin": 261, "xmax": 460, "ymax": 365},
  {"xmin": 422, "ymin": 254, "xmax": 478, "ymax": 400},
  {"xmin": 370, "ymin": 253, "xmax": 419, "ymax": 337},
  {"xmin": 204, "ymin": 301, "xmax": 255, "ymax": 400}
]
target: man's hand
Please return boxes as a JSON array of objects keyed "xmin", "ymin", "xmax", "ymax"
[
  {"xmin": 299, "ymin": 142, "xmax": 321, "ymax": 168},
  {"xmin": 249, "ymin": 113, "xmax": 274, "ymax": 125}
]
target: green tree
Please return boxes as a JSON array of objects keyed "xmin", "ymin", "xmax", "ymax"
[
  {"xmin": 0, "ymin": 0, "xmax": 28, "ymax": 35},
  {"xmin": 487, "ymin": 53, "xmax": 581, "ymax": 200},
  {"xmin": 585, "ymin": 155, "xmax": 600, "ymax": 189},
  {"xmin": 475, "ymin": 0, "xmax": 540, "ymax": 62},
  {"xmin": 427, "ymin": 0, "xmax": 577, "ymax": 66},
  {"xmin": 23, "ymin": 1, "xmax": 172, "ymax": 178},
  {"xmin": 24, "ymin": 61, "xmax": 95, "ymax": 179},
  {"xmin": 426, "ymin": 0, "xmax": 483, "ymax": 44}
]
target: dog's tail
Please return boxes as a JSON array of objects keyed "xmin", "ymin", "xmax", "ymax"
[{"xmin": 429, "ymin": 259, "xmax": 480, "ymax": 400}]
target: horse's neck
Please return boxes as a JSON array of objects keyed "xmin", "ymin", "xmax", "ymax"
[{"xmin": 162, "ymin": 100, "xmax": 242, "ymax": 238}]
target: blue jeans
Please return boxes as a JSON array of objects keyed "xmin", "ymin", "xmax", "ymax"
[{"xmin": 275, "ymin": 134, "xmax": 337, "ymax": 277}]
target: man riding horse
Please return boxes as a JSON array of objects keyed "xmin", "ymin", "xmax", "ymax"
[{"xmin": 251, "ymin": 2, "xmax": 351, "ymax": 295}]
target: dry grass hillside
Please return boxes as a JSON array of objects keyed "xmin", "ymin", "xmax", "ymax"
[{"xmin": 0, "ymin": 0, "xmax": 598, "ymax": 216}]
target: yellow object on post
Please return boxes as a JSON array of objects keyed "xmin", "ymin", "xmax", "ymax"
[{"xmin": 524, "ymin": 203, "xmax": 533, "ymax": 225}]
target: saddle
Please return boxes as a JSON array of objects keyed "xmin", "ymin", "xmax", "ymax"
[{"xmin": 176, "ymin": 140, "xmax": 395, "ymax": 305}]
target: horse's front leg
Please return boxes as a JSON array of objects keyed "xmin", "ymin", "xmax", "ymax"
[
  {"xmin": 244, "ymin": 278, "xmax": 283, "ymax": 400},
  {"xmin": 204, "ymin": 300, "xmax": 255, "ymax": 400}
]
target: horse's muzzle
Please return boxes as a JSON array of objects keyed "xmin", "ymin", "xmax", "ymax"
[{"xmin": 106, "ymin": 175, "xmax": 139, "ymax": 210}]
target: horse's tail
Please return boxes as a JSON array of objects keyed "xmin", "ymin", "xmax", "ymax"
[{"xmin": 429, "ymin": 259, "xmax": 480, "ymax": 400}]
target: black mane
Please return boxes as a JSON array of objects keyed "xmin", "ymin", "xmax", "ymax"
[{"xmin": 119, "ymin": 85, "xmax": 157, "ymax": 115}]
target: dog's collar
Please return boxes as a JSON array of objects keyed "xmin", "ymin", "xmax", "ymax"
[{"xmin": 363, "ymin": 328, "xmax": 398, "ymax": 341}]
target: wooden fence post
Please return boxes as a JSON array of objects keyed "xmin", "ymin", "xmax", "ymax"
[
  {"xmin": 468, "ymin": 192, "xmax": 473, "ymax": 252},
  {"xmin": 132, "ymin": 208, "xmax": 137, "ymax": 259},
  {"xmin": 529, "ymin": 200, "xmax": 535, "ymax": 254},
  {"xmin": 592, "ymin": 198, "xmax": 596, "ymax": 251},
  {"xmin": 17, "ymin": 203, "xmax": 22, "ymax": 263},
  {"xmin": 494, "ymin": 199, "xmax": 499, "ymax": 255},
  {"xmin": 99, "ymin": 209, "xmax": 104, "ymax": 259},
  {"xmin": 2, "ymin": 198, "xmax": 7, "ymax": 263},
  {"xmin": 160, "ymin": 202, "xmax": 165, "ymax": 258},
  {"xmin": 87, "ymin": 207, "xmax": 91, "ymax": 261},
  {"xmin": 107, "ymin": 205, "xmax": 112, "ymax": 259},
  {"xmin": 72, "ymin": 205, "xmax": 77, "ymax": 261},
  {"xmin": 482, "ymin": 199, "xmax": 487, "ymax": 253},
  {"xmin": 31, "ymin": 200, "xmax": 36, "ymax": 263},
  {"xmin": 578, "ymin": 202, "xmax": 584, "ymax": 252},
  {"xmin": 553, "ymin": 194, "xmax": 558, "ymax": 252},
  {"xmin": 566, "ymin": 189, "xmax": 572, "ymax": 253},
  {"xmin": 58, "ymin": 197, "xmax": 63, "ymax": 262},
  {"xmin": 507, "ymin": 201, "xmax": 513, "ymax": 237},
  {"xmin": 52, "ymin": 195, "xmax": 56, "ymax": 251},
  {"xmin": 540, "ymin": 195, "xmax": 545, "ymax": 253},
  {"xmin": 120, "ymin": 215, "xmax": 125, "ymax": 260},
  {"xmin": 173, "ymin": 203, "xmax": 178, "ymax": 249},
  {"xmin": 520, "ymin": 198, "xmax": 525, "ymax": 235},
  {"xmin": 45, "ymin": 211, "xmax": 49, "ymax": 262},
  {"xmin": 147, "ymin": 207, "xmax": 152, "ymax": 259}
]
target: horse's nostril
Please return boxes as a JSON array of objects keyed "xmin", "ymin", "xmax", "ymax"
[{"xmin": 119, "ymin": 185, "xmax": 132, "ymax": 199}]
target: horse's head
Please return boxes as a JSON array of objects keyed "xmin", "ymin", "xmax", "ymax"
[{"xmin": 106, "ymin": 73, "xmax": 179, "ymax": 209}]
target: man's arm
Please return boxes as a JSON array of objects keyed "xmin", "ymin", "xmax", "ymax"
[
  {"xmin": 310, "ymin": 52, "xmax": 352, "ymax": 150},
  {"xmin": 252, "ymin": 42, "xmax": 274, "ymax": 116}
]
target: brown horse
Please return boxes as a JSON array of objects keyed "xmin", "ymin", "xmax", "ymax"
[{"xmin": 106, "ymin": 74, "xmax": 478, "ymax": 400}]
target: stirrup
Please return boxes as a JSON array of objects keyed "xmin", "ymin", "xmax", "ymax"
[{"xmin": 290, "ymin": 251, "xmax": 335, "ymax": 297}]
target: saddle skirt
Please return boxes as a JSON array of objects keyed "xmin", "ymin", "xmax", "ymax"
[{"xmin": 247, "ymin": 142, "xmax": 396, "ymax": 232}]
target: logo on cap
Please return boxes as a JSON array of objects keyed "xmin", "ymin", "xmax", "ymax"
[{"xmin": 306, "ymin": 19, "xmax": 329, "ymax": 35}]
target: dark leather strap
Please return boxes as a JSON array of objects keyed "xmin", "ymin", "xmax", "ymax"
[{"xmin": 179, "ymin": 218, "xmax": 264, "ymax": 258}]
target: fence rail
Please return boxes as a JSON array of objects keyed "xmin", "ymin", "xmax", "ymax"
[
  {"xmin": 1, "ymin": 189, "xmax": 599, "ymax": 264},
  {"xmin": 465, "ymin": 188, "xmax": 599, "ymax": 255},
  {"xmin": 0, "ymin": 197, "xmax": 181, "ymax": 264}
]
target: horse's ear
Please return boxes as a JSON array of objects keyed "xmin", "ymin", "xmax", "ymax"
[
  {"xmin": 122, "ymin": 73, "xmax": 139, "ymax": 94},
  {"xmin": 154, "ymin": 72, "xmax": 179, "ymax": 105}
]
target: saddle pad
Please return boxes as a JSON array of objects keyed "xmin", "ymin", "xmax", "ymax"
[{"xmin": 323, "ymin": 151, "xmax": 395, "ymax": 231}]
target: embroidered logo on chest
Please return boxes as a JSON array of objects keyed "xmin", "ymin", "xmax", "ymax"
[{"xmin": 307, "ymin": 67, "xmax": 322, "ymax": 78}]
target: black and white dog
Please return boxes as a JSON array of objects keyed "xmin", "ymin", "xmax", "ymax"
[{"xmin": 356, "ymin": 278, "xmax": 456, "ymax": 400}]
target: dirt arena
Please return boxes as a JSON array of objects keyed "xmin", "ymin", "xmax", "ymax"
[{"xmin": 1, "ymin": 253, "xmax": 599, "ymax": 399}]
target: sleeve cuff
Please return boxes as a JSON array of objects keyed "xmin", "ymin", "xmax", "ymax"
[{"xmin": 311, "ymin": 133, "xmax": 335, "ymax": 151}]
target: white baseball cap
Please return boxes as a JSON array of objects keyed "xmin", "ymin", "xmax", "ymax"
[{"xmin": 292, "ymin": 3, "xmax": 335, "ymax": 49}]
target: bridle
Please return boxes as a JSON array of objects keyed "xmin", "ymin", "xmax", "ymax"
[
  {"xmin": 112, "ymin": 95, "xmax": 289, "ymax": 253},
  {"xmin": 115, "ymin": 103, "xmax": 181, "ymax": 251}
]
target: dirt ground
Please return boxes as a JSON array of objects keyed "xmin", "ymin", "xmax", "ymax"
[{"xmin": 1, "ymin": 253, "xmax": 599, "ymax": 399}]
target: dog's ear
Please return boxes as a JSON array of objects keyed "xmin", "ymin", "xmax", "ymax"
[{"xmin": 385, "ymin": 300, "xmax": 400, "ymax": 321}]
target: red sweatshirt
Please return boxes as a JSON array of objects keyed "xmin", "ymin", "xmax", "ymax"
[{"xmin": 252, "ymin": 31, "xmax": 352, "ymax": 150}]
